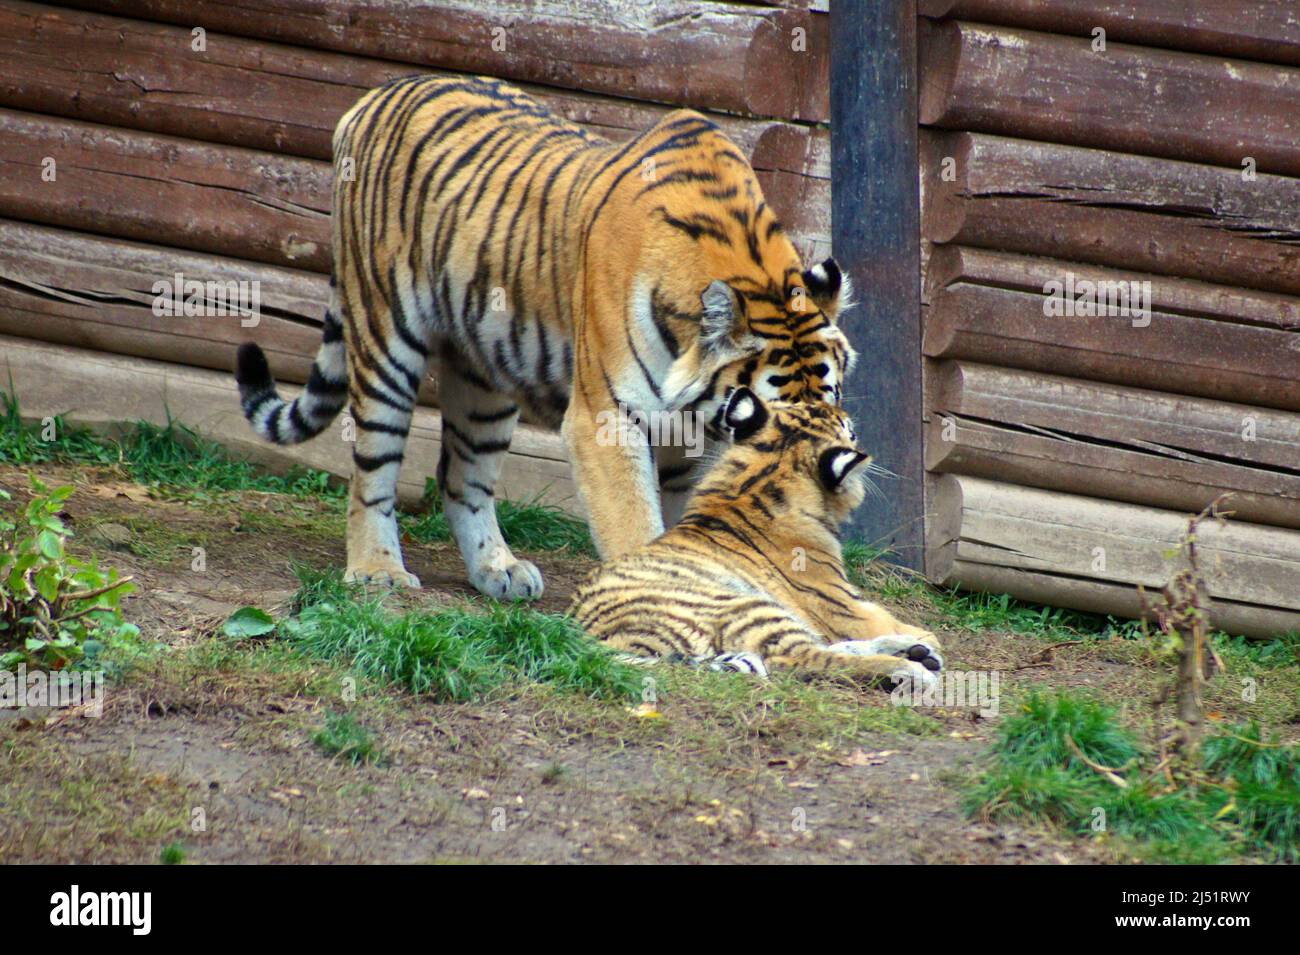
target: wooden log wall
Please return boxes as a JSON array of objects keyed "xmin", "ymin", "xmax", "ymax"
[
  {"xmin": 918, "ymin": 3, "xmax": 1300, "ymax": 638},
  {"xmin": 0, "ymin": 0, "xmax": 831, "ymax": 512}
]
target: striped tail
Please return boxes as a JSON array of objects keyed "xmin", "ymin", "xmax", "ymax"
[{"xmin": 235, "ymin": 311, "xmax": 348, "ymax": 445}]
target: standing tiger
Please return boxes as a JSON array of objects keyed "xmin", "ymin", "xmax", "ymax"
[
  {"xmin": 235, "ymin": 75, "xmax": 853, "ymax": 599},
  {"xmin": 570, "ymin": 389, "xmax": 944, "ymax": 689}
]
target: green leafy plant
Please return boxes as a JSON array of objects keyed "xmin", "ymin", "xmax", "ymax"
[
  {"xmin": 221, "ymin": 607, "xmax": 276, "ymax": 639},
  {"xmin": 0, "ymin": 479, "xmax": 139, "ymax": 669}
]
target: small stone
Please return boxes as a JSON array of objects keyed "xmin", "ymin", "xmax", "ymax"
[{"xmin": 88, "ymin": 522, "xmax": 133, "ymax": 550}]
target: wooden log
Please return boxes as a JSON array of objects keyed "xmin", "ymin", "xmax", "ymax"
[
  {"xmin": 931, "ymin": 361, "xmax": 1300, "ymax": 473},
  {"xmin": 927, "ymin": 361, "xmax": 1300, "ymax": 530},
  {"xmin": 0, "ymin": 105, "xmax": 826, "ymax": 278},
  {"xmin": 0, "ymin": 219, "xmax": 336, "ymax": 388},
  {"xmin": 940, "ymin": 560, "xmax": 1300, "ymax": 642},
  {"xmin": 0, "ymin": 335, "xmax": 577, "ymax": 511},
  {"xmin": 925, "ymin": 246, "xmax": 1300, "ymax": 331},
  {"xmin": 0, "ymin": 1, "xmax": 829, "ymax": 257},
  {"xmin": 919, "ymin": 20, "xmax": 1300, "ymax": 177},
  {"xmin": 0, "ymin": 220, "xmax": 457, "ymax": 405},
  {"xmin": 54, "ymin": 0, "xmax": 830, "ymax": 122},
  {"xmin": 929, "ymin": 474, "xmax": 1300, "ymax": 637},
  {"xmin": 922, "ymin": 131, "xmax": 1300, "ymax": 297},
  {"xmin": 917, "ymin": 0, "xmax": 1300, "ymax": 68},
  {"xmin": 924, "ymin": 282, "xmax": 1300, "ymax": 412},
  {"xmin": 0, "ymin": 109, "xmax": 333, "ymax": 273}
]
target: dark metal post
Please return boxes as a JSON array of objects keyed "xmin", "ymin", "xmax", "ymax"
[{"xmin": 830, "ymin": 0, "xmax": 924, "ymax": 569}]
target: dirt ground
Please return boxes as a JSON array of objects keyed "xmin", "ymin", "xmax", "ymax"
[{"xmin": 2, "ymin": 463, "xmax": 1292, "ymax": 864}]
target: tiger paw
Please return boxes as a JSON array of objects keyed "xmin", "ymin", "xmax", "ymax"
[
  {"xmin": 344, "ymin": 564, "xmax": 421, "ymax": 589},
  {"xmin": 707, "ymin": 651, "xmax": 768, "ymax": 678},
  {"xmin": 844, "ymin": 634, "xmax": 944, "ymax": 673},
  {"xmin": 470, "ymin": 554, "xmax": 544, "ymax": 601},
  {"xmin": 886, "ymin": 659, "xmax": 939, "ymax": 694}
]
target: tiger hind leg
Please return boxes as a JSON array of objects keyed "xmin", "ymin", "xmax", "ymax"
[
  {"xmin": 343, "ymin": 316, "xmax": 427, "ymax": 589},
  {"xmin": 436, "ymin": 349, "xmax": 543, "ymax": 601}
]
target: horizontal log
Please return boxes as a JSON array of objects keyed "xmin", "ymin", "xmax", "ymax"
[
  {"xmin": 929, "ymin": 474, "xmax": 1300, "ymax": 637},
  {"xmin": 54, "ymin": 0, "xmax": 829, "ymax": 122},
  {"xmin": 939, "ymin": 560, "xmax": 1300, "ymax": 642},
  {"xmin": 0, "ymin": 1, "xmax": 829, "ymax": 255},
  {"xmin": 924, "ymin": 282, "xmax": 1300, "ymax": 412},
  {"xmin": 922, "ymin": 131, "xmax": 1300, "ymax": 297},
  {"xmin": 0, "ymin": 220, "xmax": 456, "ymax": 405},
  {"xmin": 0, "ymin": 219, "xmax": 332, "ymax": 386},
  {"xmin": 0, "ymin": 335, "xmax": 577, "ymax": 511},
  {"xmin": 925, "ymin": 246, "xmax": 1300, "ymax": 331},
  {"xmin": 920, "ymin": 20, "xmax": 1300, "ymax": 177},
  {"xmin": 0, "ymin": 106, "xmax": 826, "ymax": 277},
  {"xmin": 917, "ymin": 0, "xmax": 1300, "ymax": 68},
  {"xmin": 927, "ymin": 362, "xmax": 1300, "ymax": 530},
  {"xmin": 0, "ymin": 109, "xmax": 333, "ymax": 272},
  {"xmin": 930, "ymin": 362, "xmax": 1300, "ymax": 472}
]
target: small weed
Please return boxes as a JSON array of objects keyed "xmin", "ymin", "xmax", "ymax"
[
  {"xmin": 159, "ymin": 841, "xmax": 186, "ymax": 865},
  {"xmin": 313, "ymin": 712, "xmax": 386, "ymax": 767},
  {"xmin": 0, "ymin": 479, "xmax": 139, "ymax": 668}
]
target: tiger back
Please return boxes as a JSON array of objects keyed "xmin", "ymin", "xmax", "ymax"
[
  {"xmin": 235, "ymin": 74, "xmax": 854, "ymax": 602},
  {"xmin": 569, "ymin": 388, "xmax": 944, "ymax": 688}
]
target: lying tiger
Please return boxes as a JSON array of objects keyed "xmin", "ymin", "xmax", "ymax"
[
  {"xmin": 569, "ymin": 389, "xmax": 944, "ymax": 689},
  {"xmin": 234, "ymin": 75, "xmax": 854, "ymax": 600}
]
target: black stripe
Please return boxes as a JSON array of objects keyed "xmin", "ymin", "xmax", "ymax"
[{"xmin": 352, "ymin": 450, "xmax": 404, "ymax": 472}]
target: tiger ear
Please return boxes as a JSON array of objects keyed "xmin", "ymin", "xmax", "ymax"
[
  {"xmin": 818, "ymin": 446, "xmax": 870, "ymax": 492},
  {"xmin": 802, "ymin": 258, "xmax": 853, "ymax": 323},
  {"xmin": 700, "ymin": 280, "xmax": 740, "ymax": 357},
  {"xmin": 720, "ymin": 386, "xmax": 768, "ymax": 442}
]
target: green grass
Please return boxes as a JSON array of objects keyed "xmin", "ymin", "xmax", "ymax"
[
  {"xmin": 2, "ymin": 389, "xmax": 590, "ymax": 556},
  {"xmin": 843, "ymin": 542, "xmax": 1111, "ymax": 639},
  {"xmin": 313, "ymin": 712, "xmax": 386, "ymax": 767},
  {"xmin": 280, "ymin": 567, "xmax": 638, "ymax": 702},
  {"xmin": 403, "ymin": 478, "xmax": 594, "ymax": 556},
  {"xmin": 965, "ymin": 690, "xmax": 1300, "ymax": 863},
  {"xmin": 1, "ymin": 389, "xmax": 344, "ymax": 502},
  {"xmin": 159, "ymin": 842, "xmax": 186, "ymax": 865}
]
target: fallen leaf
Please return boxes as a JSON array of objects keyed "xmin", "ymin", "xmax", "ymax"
[{"xmin": 88, "ymin": 483, "xmax": 152, "ymax": 503}]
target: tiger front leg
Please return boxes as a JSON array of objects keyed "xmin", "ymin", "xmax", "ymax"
[
  {"xmin": 562, "ymin": 398, "xmax": 665, "ymax": 560},
  {"xmin": 772, "ymin": 641, "xmax": 940, "ymax": 692},
  {"xmin": 839, "ymin": 598, "xmax": 944, "ymax": 671},
  {"xmin": 436, "ymin": 352, "xmax": 543, "ymax": 601}
]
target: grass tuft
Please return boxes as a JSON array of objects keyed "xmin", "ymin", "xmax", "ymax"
[
  {"xmin": 404, "ymin": 478, "xmax": 594, "ymax": 556},
  {"xmin": 281, "ymin": 568, "xmax": 639, "ymax": 702},
  {"xmin": 0, "ymin": 388, "xmax": 343, "ymax": 501},
  {"xmin": 313, "ymin": 712, "xmax": 386, "ymax": 767},
  {"xmin": 965, "ymin": 690, "xmax": 1300, "ymax": 862}
]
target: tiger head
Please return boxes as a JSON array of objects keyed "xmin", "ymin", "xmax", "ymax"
[
  {"xmin": 688, "ymin": 386, "xmax": 878, "ymax": 528},
  {"xmin": 695, "ymin": 257, "xmax": 856, "ymax": 408}
]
